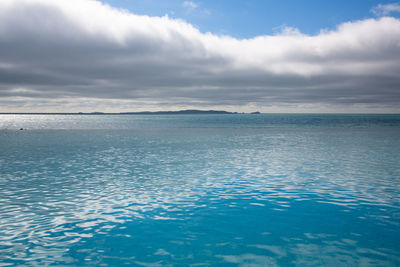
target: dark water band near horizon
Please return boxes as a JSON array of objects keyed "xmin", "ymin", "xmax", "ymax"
[{"xmin": 0, "ymin": 114, "xmax": 400, "ymax": 266}]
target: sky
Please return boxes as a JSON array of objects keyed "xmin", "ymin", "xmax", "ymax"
[
  {"xmin": 104, "ymin": 0, "xmax": 397, "ymax": 38},
  {"xmin": 0, "ymin": 0, "xmax": 400, "ymax": 113}
]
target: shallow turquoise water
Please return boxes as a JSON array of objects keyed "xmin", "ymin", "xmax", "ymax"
[{"xmin": 0, "ymin": 114, "xmax": 400, "ymax": 266}]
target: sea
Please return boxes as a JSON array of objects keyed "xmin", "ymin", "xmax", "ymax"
[{"xmin": 0, "ymin": 114, "xmax": 399, "ymax": 266}]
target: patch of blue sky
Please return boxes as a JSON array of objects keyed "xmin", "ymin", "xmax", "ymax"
[{"xmin": 103, "ymin": 0, "xmax": 400, "ymax": 38}]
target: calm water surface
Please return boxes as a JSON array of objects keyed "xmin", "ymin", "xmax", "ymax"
[{"xmin": 0, "ymin": 114, "xmax": 400, "ymax": 266}]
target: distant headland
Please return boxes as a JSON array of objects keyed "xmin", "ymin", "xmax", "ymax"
[{"xmin": 0, "ymin": 110, "xmax": 261, "ymax": 115}]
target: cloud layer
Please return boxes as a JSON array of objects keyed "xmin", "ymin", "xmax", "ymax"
[{"xmin": 1, "ymin": 0, "xmax": 400, "ymax": 112}]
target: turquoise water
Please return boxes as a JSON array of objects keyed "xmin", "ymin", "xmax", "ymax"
[{"xmin": 0, "ymin": 114, "xmax": 400, "ymax": 266}]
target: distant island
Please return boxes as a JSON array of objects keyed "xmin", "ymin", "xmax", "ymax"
[
  {"xmin": 120, "ymin": 110, "xmax": 242, "ymax": 115},
  {"xmin": 1, "ymin": 110, "xmax": 261, "ymax": 115}
]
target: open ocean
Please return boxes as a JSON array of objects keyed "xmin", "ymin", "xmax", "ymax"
[{"xmin": 0, "ymin": 114, "xmax": 400, "ymax": 266}]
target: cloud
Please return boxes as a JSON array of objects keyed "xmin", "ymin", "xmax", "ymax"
[
  {"xmin": 272, "ymin": 25, "xmax": 302, "ymax": 36},
  {"xmin": 182, "ymin": 1, "xmax": 210, "ymax": 16},
  {"xmin": 0, "ymin": 0, "xmax": 400, "ymax": 112},
  {"xmin": 183, "ymin": 1, "xmax": 198, "ymax": 9},
  {"xmin": 371, "ymin": 3, "xmax": 400, "ymax": 16}
]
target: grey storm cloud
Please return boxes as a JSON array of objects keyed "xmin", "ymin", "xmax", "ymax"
[{"xmin": 0, "ymin": 0, "xmax": 400, "ymax": 112}]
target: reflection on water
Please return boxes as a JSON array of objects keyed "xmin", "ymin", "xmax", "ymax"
[{"xmin": 0, "ymin": 115, "xmax": 400, "ymax": 265}]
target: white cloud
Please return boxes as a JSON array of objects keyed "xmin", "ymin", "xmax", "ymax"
[
  {"xmin": 371, "ymin": 3, "xmax": 400, "ymax": 16},
  {"xmin": 183, "ymin": 1, "xmax": 198, "ymax": 10},
  {"xmin": 272, "ymin": 25, "xmax": 302, "ymax": 36},
  {"xmin": 0, "ymin": 0, "xmax": 400, "ymax": 112}
]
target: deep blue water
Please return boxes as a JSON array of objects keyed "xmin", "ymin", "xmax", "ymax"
[{"xmin": 0, "ymin": 114, "xmax": 400, "ymax": 266}]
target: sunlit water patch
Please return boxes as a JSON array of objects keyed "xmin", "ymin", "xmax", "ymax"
[{"xmin": 0, "ymin": 114, "xmax": 400, "ymax": 265}]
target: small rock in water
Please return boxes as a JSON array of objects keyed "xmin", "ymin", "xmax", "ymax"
[{"xmin": 20, "ymin": 128, "xmax": 23, "ymax": 130}]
